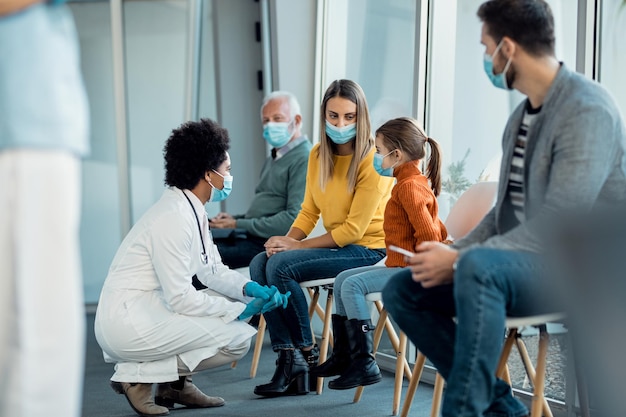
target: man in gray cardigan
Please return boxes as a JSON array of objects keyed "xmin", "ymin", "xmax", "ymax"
[
  {"xmin": 383, "ymin": 1, "xmax": 626, "ymax": 416},
  {"xmin": 210, "ymin": 91, "xmax": 311, "ymax": 269}
]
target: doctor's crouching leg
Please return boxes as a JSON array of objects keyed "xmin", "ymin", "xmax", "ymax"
[
  {"xmin": 154, "ymin": 339, "xmax": 251, "ymax": 410},
  {"xmin": 110, "ymin": 339, "xmax": 251, "ymax": 416}
]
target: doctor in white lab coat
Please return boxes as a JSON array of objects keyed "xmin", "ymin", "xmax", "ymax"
[{"xmin": 94, "ymin": 118, "xmax": 289, "ymax": 417}]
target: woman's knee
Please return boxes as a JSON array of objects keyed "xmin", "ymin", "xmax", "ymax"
[
  {"xmin": 249, "ymin": 252, "xmax": 268, "ymax": 284},
  {"xmin": 265, "ymin": 253, "xmax": 296, "ymax": 286}
]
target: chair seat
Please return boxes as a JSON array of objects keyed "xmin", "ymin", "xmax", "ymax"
[
  {"xmin": 364, "ymin": 292, "xmax": 382, "ymax": 302},
  {"xmin": 505, "ymin": 312, "xmax": 565, "ymax": 328},
  {"xmin": 300, "ymin": 277, "xmax": 335, "ymax": 288}
]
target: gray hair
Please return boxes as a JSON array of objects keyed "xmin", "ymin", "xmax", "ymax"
[{"xmin": 260, "ymin": 91, "xmax": 302, "ymax": 123}]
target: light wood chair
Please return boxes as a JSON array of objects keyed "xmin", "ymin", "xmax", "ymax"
[
  {"xmin": 400, "ymin": 313, "xmax": 567, "ymax": 417},
  {"xmin": 352, "ymin": 292, "xmax": 412, "ymax": 415},
  {"xmin": 247, "ymin": 277, "xmax": 336, "ymax": 395}
]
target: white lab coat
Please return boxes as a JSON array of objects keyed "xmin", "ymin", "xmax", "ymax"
[{"xmin": 94, "ymin": 187, "xmax": 256, "ymax": 383}]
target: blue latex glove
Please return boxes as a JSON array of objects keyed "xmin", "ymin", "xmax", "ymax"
[
  {"xmin": 238, "ymin": 297, "xmax": 266, "ymax": 321},
  {"xmin": 244, "ymin": 281, "xmax": 271, "ymax": 300},
  {"xmin": 262, "ymin": 285, "xmax": 291, "ymax": 313}
]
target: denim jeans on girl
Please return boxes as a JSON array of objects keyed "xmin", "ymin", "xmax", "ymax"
[
  {"xmin": 334, "ymin": 264, "xmax": 401, "ymax": 320},
  {"xmin": 383, "ymin": 247, "xmax": 551, "ymax": 417},
  {"xmin": 249, "ymin": 245, "xmax": 385, "ymax": 350}
]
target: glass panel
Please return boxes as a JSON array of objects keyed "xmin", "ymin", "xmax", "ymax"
[
  {"xmin": 428, "ymin": 0, "xmax": 578, "ymax": 403},
  {"xmin": 430, "ymin": 0, "xmax": 578, "ymax": 221},
  {"xmin": 322, "ymin": 0, "xmax": 417, "ymax": 130},
  {"xmin": 600, "ymin": 0, "xmax": 626, "ymax": 115},
  {"xmin": 70, "ymin": 2, "xmax": 123, "ymax": 304},
  {"xmin": 123, "ymin": 0, "xmax": 191, "ymax": 222}
]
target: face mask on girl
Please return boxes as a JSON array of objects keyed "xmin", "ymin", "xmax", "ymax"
[
  {"xmin": 483, "ymin": 39, "xmax": 512, "ymax": 90},
  {"xmin": 325, "ymin": 120, "xmax": 357, "ymax": 144},
  {"xmin": 209, "ymin": 170, "xmax": 233, "ymax": 202},
  {"xmin": 262, "ymin": 120, "xmax": 293, "ymax": 148},
  {"xmin": 373, "ymin": 150, "xmax": 398, "ymax": 177}
]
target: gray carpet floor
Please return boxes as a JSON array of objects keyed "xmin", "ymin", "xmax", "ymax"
[{"xmin": 82, "ymin": 313, "xmax": 437, "ymax": 417}]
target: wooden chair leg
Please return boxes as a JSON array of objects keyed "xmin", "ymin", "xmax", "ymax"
[
  {"xmin": 496, "ymin": 328, "xmax": 518, "ymax": 380},
  {"xmin": 400, "ymin": 351, "xmax": 427, "ymax": 417},
  {"xmin": 513, "ymin": 328, "xmax": 552, "ymax": 417},
  {"xmin": 307, "ymin": 287, "xmax": 320, "ymax": 345},
  {"xmin": 316, "ymin": 289, "xmax": 333, "ymax": 394},
  {"xmin": 392, "ymin": 332, "xmax": 408, "ymax": 415},
  {"xmin": 430, "ymin": 372, "xmax": 445, "ymax": 417},
  {"xmin": 515, "ymin": 326, "xmax": 551, "ymax": 417},
  {"xmin": 249, "ymin": 314, "xmax": 266, "ymax": 378}
]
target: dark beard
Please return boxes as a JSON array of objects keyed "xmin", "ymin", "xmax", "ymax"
[{"xmin": 506, "ymin": 63, "xmax": 516, "ymax": 90}]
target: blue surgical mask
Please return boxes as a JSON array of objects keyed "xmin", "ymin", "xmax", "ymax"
[
  {"xmin": 483, "ymin": 40, "xmax": 512, "ymax": 90},
  {"xmin": 262, "ymin": 121, "xmax": 293, "ymax": 148},
  {"xmin": 210, "ymin": 170, "xmax": 233, "ymax": 202},
  {"xmin": 373, "ymin": 150, "xmax": 397, "ymax": 177},
  {"xmin": 325, "ymin": 120, "xmax": 357, "ymax": 144}
]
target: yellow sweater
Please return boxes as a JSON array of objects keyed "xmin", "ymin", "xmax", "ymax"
[{"xmin": 291, "ymin": 143, "xmax": 394, "ymax": 249}]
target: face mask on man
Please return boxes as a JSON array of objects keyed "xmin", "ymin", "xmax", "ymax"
[
  {"xmin": 373, "ymin": 150, "xmax": 398, "ymax": 177},
  {"xmin": 209, "ymin": 170, "xmax": 233, "ymax": 202},
  {"xmin": 483, "ymin": 39, "xmax": 512, "ymax": 90},
  {"xmin": 325, "ymin": 120, "xmax": 357, "ymax": 145},
  {"xmin": 263, "ymin": 120, "xmax": 293, "ymax": 148}
]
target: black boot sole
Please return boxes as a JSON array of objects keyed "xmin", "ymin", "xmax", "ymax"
[{"xmin": 328, "ymin": 373, "xmax": 383, "ymax": 390}]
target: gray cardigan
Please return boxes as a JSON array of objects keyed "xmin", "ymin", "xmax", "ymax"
[{"xmin": 453, "ymin": 64, "xmax": 626, "ymax": 254}]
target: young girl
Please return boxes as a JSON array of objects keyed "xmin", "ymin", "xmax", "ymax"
[
  {"xmin": 311, "ymin": 116, "xmax": 448, "ymax": 390},
  {"xmin": 250, "ymin": 80, "xmax": 394, "ymax": 397}
]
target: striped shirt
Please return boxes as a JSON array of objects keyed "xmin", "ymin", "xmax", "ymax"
[{"xmin": 507, "ymin": 101, "xmax": 541, "ymax": 223}]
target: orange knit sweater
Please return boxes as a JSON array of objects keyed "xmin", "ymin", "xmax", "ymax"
[{"xmin": 384, "ymin": 161, "xmax": 448, "ymax": 267}]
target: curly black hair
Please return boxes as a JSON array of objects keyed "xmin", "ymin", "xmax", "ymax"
[{"xmin": 163, "ymin": 118, "xmax": 230, "ymax": 190}]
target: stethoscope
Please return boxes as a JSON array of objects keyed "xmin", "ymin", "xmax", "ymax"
[{"xmin": 183, "ymin": 191, "xmax": 216, "ymax": 272}]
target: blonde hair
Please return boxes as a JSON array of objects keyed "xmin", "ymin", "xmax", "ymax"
[
  {"xmin": 318, "ymin": 79, "xmax": 373, "ymax": 192},
  {"xmin": 376, "ymin": 117, "xmax": 443, "ymax": 196}
]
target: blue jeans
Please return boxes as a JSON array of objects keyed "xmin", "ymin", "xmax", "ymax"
[
  {"xmin": 249, "ymin": 245, "xmax": 385, "ymax": 350},
  {"xmin": 334, "ymin": 265, "xmax": 401, "ymax": 320},
  {"xmin": 383, "ymin": 248, "xmax": 550, "ymax": 417}
]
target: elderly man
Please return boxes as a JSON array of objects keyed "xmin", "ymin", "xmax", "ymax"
[
  {"xmin": 383, "ymin": 1, "xmax": 626, "ymax": 417},
  {"xmin": 210, "ymin": 91, "xmax": 311, "ymax": 269}
]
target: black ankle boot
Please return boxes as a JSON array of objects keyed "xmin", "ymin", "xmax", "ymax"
[
  {"xmin": 302, "ymin": 344, "xmax": 320, "ymax": 392},
  {"xmin": 328, "ymin": 319, "xmax": 382, "ymax": 390},
  {"xmin": 310, "ymin": 314, "xmax": 350, "ymax": 377},
  {"xmin": 253, "ymin": 349, "xmax": 309, "ymax": 397}
]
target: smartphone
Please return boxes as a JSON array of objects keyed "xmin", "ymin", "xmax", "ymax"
[{"xmin": 388, "ymin": 245, "xmax": 416, "ymax": 257}]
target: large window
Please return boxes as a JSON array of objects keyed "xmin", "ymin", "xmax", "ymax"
[
  {"xmin": 600, "ymin": 0, "xmax": 626, "ymax": 115},
  {"xmin": 428, "ymin": 0, "xmax": 578, "ymax": 220},
  {"xmin": 320, "ymin": 0, "xmax": 419, "ymax": 132},
  {"xmin": 70, "ymin": 0, "xmax": 219, "ymax": 303}
]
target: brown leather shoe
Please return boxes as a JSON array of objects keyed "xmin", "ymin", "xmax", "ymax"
[
  {"xmin": 110, "ymin": 381, "xmax": 169, "ymax": 416},
  {"xmin": 155, "ymin": 376, "xmax": 225, "ymax": 408}
]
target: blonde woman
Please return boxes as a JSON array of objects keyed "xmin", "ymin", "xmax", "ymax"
[
  {"xmin": 312, "ymin": 117, "xmax": 448, "ymax": 390},
  {"xmin": 250, "ymin": 79, "xmax": 394, "ymax": 397}
]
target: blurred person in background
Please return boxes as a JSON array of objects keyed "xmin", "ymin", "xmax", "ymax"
[{"xmin": 0, "ymin": 1, "xmax": 90, "ymax": 416}]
